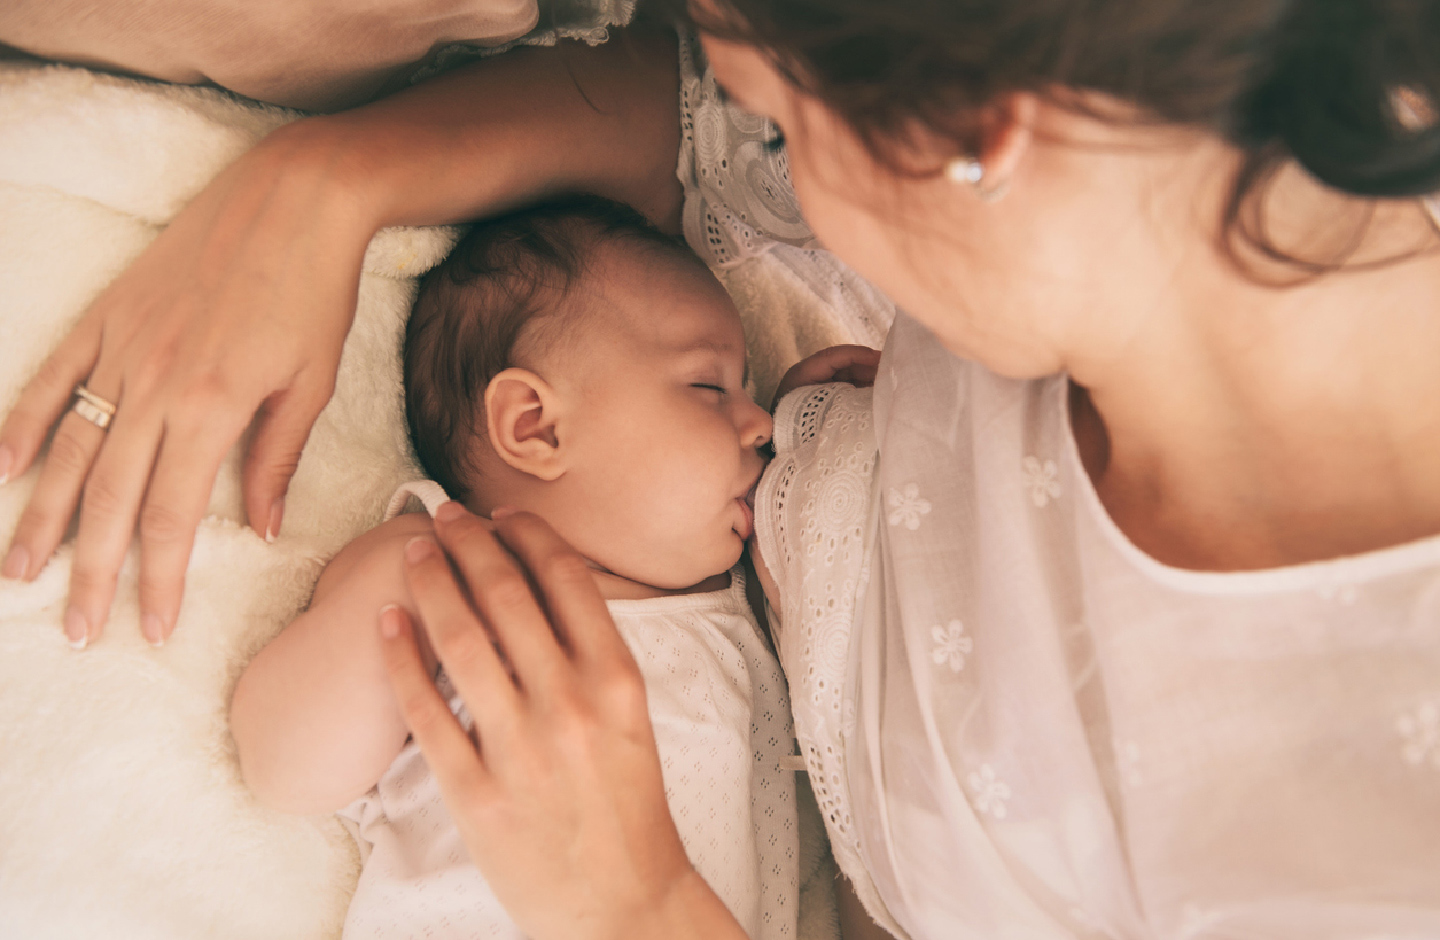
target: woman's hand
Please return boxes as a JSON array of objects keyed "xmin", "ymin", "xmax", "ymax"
[
  {"xmin": 0, "ymin": 127, "xmax": 375, "ymax": 648},
  {"xmin": 379, "ymin": 502, "xmax": 746, "ymax": 940},
  {"xmin": 773, "ymin": 344, "xmax": 882, "ymax": 404}
]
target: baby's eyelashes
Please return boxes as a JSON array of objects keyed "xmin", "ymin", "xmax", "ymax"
[{"xmin": 691, "ymin": 383, "xmax": 727, "ymax": 395}]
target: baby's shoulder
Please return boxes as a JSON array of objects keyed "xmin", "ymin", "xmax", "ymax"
[{"xmin": 311, "ymin": 512, "xmax": 436, "ymax": 607}]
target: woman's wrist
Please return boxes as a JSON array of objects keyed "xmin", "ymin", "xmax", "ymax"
[
  {"xmin": 244, "ymin": 115, "xmax": 392, "ymax": 246},
  {"xmin": 628, "ymin": 868, "xmax": 749, "ymax": 940}
]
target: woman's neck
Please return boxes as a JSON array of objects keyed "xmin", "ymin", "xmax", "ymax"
[{"xmin": 1069, "ymin": 180, "xmax": 1440, "ymax": 571}]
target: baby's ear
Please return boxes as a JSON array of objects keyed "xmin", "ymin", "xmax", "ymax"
[{"xmin": 484, "ymin": 368, "xmax": 567, "ymax": 481}]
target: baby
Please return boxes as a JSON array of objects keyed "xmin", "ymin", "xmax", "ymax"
[{"xmin": 230, "ymin": 195, "xmax": 801, "ymax": 940}]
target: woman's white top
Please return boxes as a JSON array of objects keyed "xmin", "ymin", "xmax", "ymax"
[
  {"xmin": 754, "ymin": 315, "xmax": 1440, "ymax": 940},
  {"xmin": 340, "ymin": 485, "xmax": 799, "ymax": 940},
  {"xmin": 674, "ymin": 28, "xmax": 1440, "ymax": 940}
]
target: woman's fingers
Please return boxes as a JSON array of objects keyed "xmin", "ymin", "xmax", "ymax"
[
  {"xmin": 431, "ymin": 503, "xmax": 575, "ymax": 695},
  {"xmin": 401, "ymin": 535, "xmax": 523, "ymax": 746},
  {"xmin": 487, "ymin": 511, "xmax": 640, "ymax": 681},
  {"xmin": 135, "ymin": 411, "xmax": 251, "ymax": 645},
  {"xmin": 0, "ymin": 321, "xmax": 102, "ymax": 486},
  {"xmin": 242, "ymin": 379, "xmax": 334, "ymax": 543},
  {"xmin": 3, "ymin": 409, "xmax": 110, "ymax": 601},
  {"xmin": 65, "ymin": 395, "xmax": 166, "ymax": 648},
  {"xmin": 378, "ymin": 603, "xmax": 492, "ymax": 796},
  {"xmin": 0, "ymin": 331, "xmax": 106, "ymax": 596}
]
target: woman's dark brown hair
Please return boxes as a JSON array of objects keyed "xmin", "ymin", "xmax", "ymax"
[{"xmin": 678, "ymin": 0, "xmax": 1440, "ymax": 266}]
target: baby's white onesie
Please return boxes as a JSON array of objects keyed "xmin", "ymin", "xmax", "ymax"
[{"xmin": 339, "ymin": 482, "xmax": 799, "ymax": 940}]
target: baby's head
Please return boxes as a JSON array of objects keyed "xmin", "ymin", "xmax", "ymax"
[{"xmin": 406, "ymin": 195, "xmax": 772, "ymax": 591}]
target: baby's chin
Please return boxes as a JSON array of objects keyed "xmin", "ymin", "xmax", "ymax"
[{"xmin": 589, "ymin": 545, "xmax": 739, "ymax": 599}]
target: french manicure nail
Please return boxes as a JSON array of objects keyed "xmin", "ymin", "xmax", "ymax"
[
  {"xmin": 0, "ymin": 443, "xmax": 13, "ymax": 485},
  {"xmin": 142, "ymin": 614, "xmax": 166, "ymax": 648},
  {"xmin": 265, "ymin": 497, "xmax": 285, "ymax": 544},
  {"xmin": 435, "ymin": 500, "xmax": 466, "ymax": 524},
  {"xmin": 404, "ymin": 537, "xmax": 435, "ymax": 563},
  {"xmin": 2, "ymin": 545, "xmax": 27, "ymax": 581},
  {"xmin": 64, "ymin": 608, "xmax": 89, "ymax": 651},
  {"xmin": 490, "ymin": 506, "xmax": 517, "ymax": 520}
]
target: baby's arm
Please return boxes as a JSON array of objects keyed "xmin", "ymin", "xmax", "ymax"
[{"xmin": 231, "ymin": 512, "xmax": 438, "ymax": 815}]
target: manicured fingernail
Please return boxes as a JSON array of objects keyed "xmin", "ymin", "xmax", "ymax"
[
  {"xmin": 490, "ymin": 506, "xmax": 517, "ymax": 520},
  {"xmin": 2, "ymin": 545, "xmax": 28, "ymax": 581},
  {"xmin": 142, "ymin": 614, "xmax": 166, "ymax": 648},
  {"xmin": 435, "ymin": 500, "xmax": 466, "ymax": 523},
  {"xmin": 265, "ymin": 497, "xmax": 285, "ymax": 544},
  {"xmin": 0, "ymin": 444, "xmax": 13, "ymax": 485},
  {"xmin": 378, "ymin": 603, "xmax": 401, "ymax": 639},
  {"xmin": 404, "ymin": 537, "xmax": 434, "ymax": 563},
  {"xmin": 64, "ymin": 608, "xmax": 89, "ymax": 651}
]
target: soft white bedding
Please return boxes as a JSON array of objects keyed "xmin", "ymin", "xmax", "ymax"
[{"xmin": 0, "ymin": 61, "xmax": 839, "ymax": 940}]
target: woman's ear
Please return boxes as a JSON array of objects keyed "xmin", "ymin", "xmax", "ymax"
[
  {"xmin": 977, "ymin": 92, "xmax": 1037, "ymax": 188},
  {"xmin": 484, "ymin": 368, "xmax": 567, "ymax": 482}
]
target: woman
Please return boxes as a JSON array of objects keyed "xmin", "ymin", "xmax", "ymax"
[{"xmin": 4, "ymin": 0, "xmax": 1440, "ymax": 936}]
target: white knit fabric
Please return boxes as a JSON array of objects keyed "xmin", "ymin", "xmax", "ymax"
[
  {"xmin": 755, "ymin": 314, "xmax": 1440, "ymax": 940},
  {"xmin": 341, "ymin": 489, "xmax": 799, "ymax": 940}
]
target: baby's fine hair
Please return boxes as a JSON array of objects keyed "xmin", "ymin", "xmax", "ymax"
[{"xmin": 404, "ymin": 194, "xmax": 702, "ymax": 504}]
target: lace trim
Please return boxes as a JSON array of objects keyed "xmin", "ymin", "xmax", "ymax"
[
  {"xmin": 758, "ymin": 382, "xmax": 901, "ymax": 937},
  {"xmin": 676, "ymin": 31, "xmax": 813, "ymax": 270}
]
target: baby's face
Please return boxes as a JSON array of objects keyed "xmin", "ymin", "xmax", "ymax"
[{"xmin": 551, "ymin": 247, "xmax": 772, "ymax": 590}]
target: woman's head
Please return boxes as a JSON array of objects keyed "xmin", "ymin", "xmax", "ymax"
[{"xmin": 684, "ymin": 0, "xmax": 1440, "ymax": 376}]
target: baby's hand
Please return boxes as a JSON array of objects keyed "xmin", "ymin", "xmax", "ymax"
[{"xmin": 773, "ymin": 345, "xmax": 881, "ymax": 405}]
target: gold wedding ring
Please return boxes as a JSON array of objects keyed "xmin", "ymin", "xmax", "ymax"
[{"xmin": 72, "ymin": 384, "xmax": 117, "ymax": 430}]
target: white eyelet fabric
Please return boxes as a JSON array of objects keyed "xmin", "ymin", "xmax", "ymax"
[{"xmin": 755, "ymin": 381, "xmax": 903, "ymax": 938}]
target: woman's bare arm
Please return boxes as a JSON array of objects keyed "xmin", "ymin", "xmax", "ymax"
[
  {"xmin": 296, "ymin": 27, "xmax": 684, "ymax": 233},
  {"xmin": 0, "ymin": 27, "xmax": 682, "ymax": 649}
]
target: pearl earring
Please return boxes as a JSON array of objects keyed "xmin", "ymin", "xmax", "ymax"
[
  {"xmin": 945, "ymin": 157, "xmax": 985, "ymax": 185},
  {"xmin": 944, "ymin": 156, "xmax": 1010, "ymax": 203}
]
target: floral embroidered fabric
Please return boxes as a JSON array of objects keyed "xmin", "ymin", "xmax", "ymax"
[{"xmin": 758, "ymin": 313, "xmax": 1440, "ymax": 939}]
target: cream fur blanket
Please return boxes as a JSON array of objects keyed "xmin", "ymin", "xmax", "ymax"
[{"xmin": 0, "ymin": 62, "xmax": 840, "ymax": 939}]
